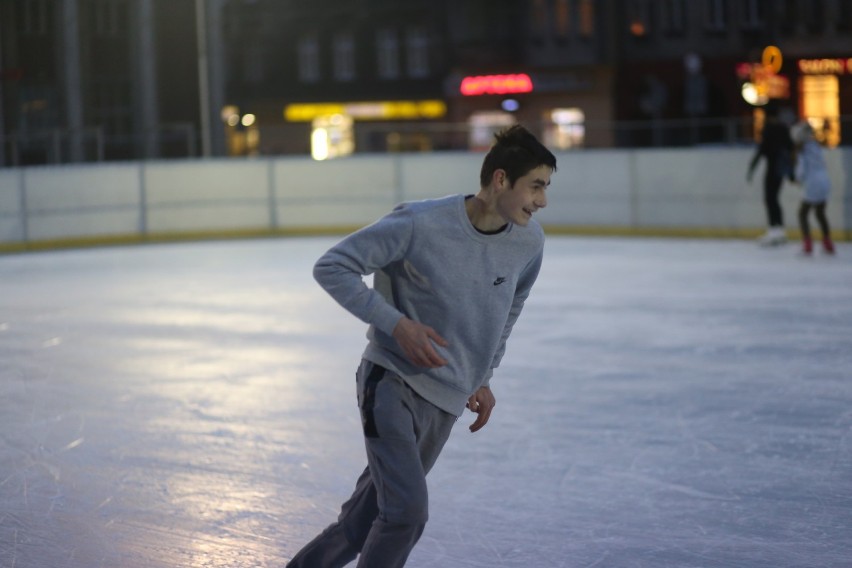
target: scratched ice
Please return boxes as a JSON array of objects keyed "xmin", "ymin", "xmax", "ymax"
[{"xmin": 1, "ymin": 236, "xmax": 851, "ymax": 568}]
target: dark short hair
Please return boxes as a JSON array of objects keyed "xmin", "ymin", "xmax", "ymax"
[{"xmin": 479, "ymin": 125, "xmax": 557, "ymax": 187}]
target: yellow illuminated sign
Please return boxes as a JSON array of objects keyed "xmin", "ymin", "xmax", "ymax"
[
  {"xmin": 285, "ymin": 100, "xmax": 447, "ymax": 122},
  {"xmin": 762, "ymin": 45, "xmax": 783, "ymax": 74}
]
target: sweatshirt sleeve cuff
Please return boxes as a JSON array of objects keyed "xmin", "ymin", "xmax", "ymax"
[{"xmin": 371, "ymin": 303, "xmax": 405, "ymax": 337}]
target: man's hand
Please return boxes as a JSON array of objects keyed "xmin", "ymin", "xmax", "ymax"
[
  {"xmin": 392, "ymin": 317, "xmax": 449, "ymax": 368},
  {"xmin": 467, "ymin": 386, "xmax": 495, "ymax": 433}
]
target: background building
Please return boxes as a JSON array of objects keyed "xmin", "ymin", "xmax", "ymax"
[
  {"xmin": 1, "ymin": 0, "xmax": 851, "ymax": 166},
  {"xmin": 0, "ymin": 0, "xmax": 205, "ymax": 167},
  {"xmin": 444, "ymin": 0, "xmax": 615, "ymax": 151},
  {"xmin": 611, "ymin": 0, "xmax": 852, "ymax": 147},
  {"xmin": 222, "ymin": 0, "xmax": 451, "ymax": 158}
]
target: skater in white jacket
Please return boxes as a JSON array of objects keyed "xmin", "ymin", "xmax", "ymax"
[
  {"xmin": 287, "ymin": 125, "xmax": 557, "ymax": 568},
  {"xmin": 791, "ymin": 120, "xmax": 835, "ymax": 255}
]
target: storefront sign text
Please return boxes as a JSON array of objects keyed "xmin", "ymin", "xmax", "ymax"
[
  {"xmin": 798, "ymin": 58, "xmax": 852, "ymax": 75},
  {"xmin": 460, "ymin": 74, "xmax": 534, "ymax": 96}
]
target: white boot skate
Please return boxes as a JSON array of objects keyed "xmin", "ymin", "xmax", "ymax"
[{"xmin": 759, "ymin": 227, "xmax": 786, "ymax": 247}]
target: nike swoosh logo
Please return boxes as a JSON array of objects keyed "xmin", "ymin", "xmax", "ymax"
[{"xmin": 493, "ymin": 277, "xmax": 507, "ymax": 286}]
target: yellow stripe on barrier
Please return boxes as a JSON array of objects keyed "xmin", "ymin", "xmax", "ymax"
[{"xmin": 0, "ymin": 226, "xmax": 848, "ymax": 255}]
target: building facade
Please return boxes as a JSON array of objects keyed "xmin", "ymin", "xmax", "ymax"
[
  {"xmin": 0, "ymin": 0, "xmax": 205, "ymax": 167},
  {"xmin": 221, "ymin": 0, "xmax": 620, "ymax": 156},
  {"xmin": 2, "ymin": 0, "xmax": 852, "ymax": 166},
  {"xmin": 221, "ymin": 0, "xmax": 451, "ymax": 157},
  {"xmin": 443, "ymin": 0, "xmax": 616, "ymax": 151},
  {"xmin": 611, "ymin": 0, "xmax": 852, "ymax": 147}
]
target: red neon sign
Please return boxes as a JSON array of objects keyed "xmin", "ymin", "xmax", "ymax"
[{"xmin": 460, "ymin": 74, "xmax": 534, "ymax": 96}]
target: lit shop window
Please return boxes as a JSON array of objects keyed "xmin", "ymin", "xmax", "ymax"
[
  {"xmin": 468, "ymin": 112, "xmax": 515, "ymax": 151},
  {"xmin": 546, "ymin": 108, "xmax": 585, "ymax": 150},
  {"xmin": 311, "ymin": 114, "xmax": 354, "ymax": 161},
  {"xmin": 221, "ymin": 105, "xmax": 259, "ymax": 157},
  {"xmin": 799, "ymin": 75, "xmax": 840, "ymax": 147}
]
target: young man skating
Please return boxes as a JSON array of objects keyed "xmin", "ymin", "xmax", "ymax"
[{"xmin": 288, "ymin": 125, "xmax": 557, "ymax": 567}]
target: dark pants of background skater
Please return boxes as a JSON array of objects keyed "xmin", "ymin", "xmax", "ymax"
[{"xmin": 763, "ymin": 171, "xmax": 784, "ymax": 228}]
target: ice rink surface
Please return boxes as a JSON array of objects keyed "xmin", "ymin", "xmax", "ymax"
[{"xmin": 1, "ymin": 235, "xmax": 851, "ymax": 568}]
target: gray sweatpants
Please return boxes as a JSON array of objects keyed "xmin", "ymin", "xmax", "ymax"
[{"xmin": 287, "ymin": 360, "xmax": 457, "ymax": 568}]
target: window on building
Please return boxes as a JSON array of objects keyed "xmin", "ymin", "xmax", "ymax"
[
  {"xmin": 19, "ymin": 0, "xmax": 50, "ymax": 35},
  {"xmin": 376, "ymin": 28, "xmax": 399, "ymax": 80},
  {"xmin": 406, "ymin": 27, "xmax": 430, "ymax": 78},
  {"xmin": 92, "ymin": 0, "xmax": 128, "ymax": 37},
  {"xmin": 243, "ymin": 41, "xmax": 264, "ymax": 84},
  {"xmin": 460, "ymin": 0, "xmax": 492, "ymax": 42},
  {"xmin": 298, "ymin": 34, "xmax": 320, "ymax": 83},
  {"xmin": 333, "ymin": 31, "xmax": 355, "ymax": 82},
  {"xmin": 628, "ymin": 0, "xmax": 653, "ymax": 38},
  {"xmin": 703, "ymin": 0, "xmax": 727, "ymax": 32},
  {"xmin": 839, "ymin": 0, "xmax": 852, "ymax": 30},
  {"xmin": 91, "ymin": 81, "xmax": 132, "ymax": 137},
  {"xmin": 578, "ymin": 0, "xmax": 595, "ymax": 38},
  {"xmin": 531, "ymin": 0, "xmax": 549, "ymax": 43},
  {"xmin": 554, "ymin": 0, "xmax": 572, "ymax": 41},
  {"xmin": 661, "ymin": 0, "xmax": 685, "ymax": 35},
  {"xmin": 778, "ymin": 0, "xmax": 797, "ymax": 32},
  {"xmin": 740, "ymin": 0, "xmax": 764, "ymax": 30},
  {"xmin": 804, "ymin": 0, "xmax": 825, "ymax": 33}
]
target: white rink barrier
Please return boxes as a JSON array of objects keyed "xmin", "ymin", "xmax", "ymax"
[{"xmin": 0, "ymin": 147, "xmax": 850, "ymax": 250}]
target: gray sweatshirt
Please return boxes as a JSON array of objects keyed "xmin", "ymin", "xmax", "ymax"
[{"xmin": 313, "ymin": 194, "xmax": 544, "ymax": 416}]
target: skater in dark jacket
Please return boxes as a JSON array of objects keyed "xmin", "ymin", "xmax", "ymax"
[
  {"xmin": 747, "ymin": 101, "xmax": 795, "ymax": 246},
  {"xmin": 287, "ymin": 125, "xmax": 557, "ymax": 568}
]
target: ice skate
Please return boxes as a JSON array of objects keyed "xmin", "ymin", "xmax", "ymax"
[
  {"xmin": 759, "ymin": 227, "xmax": 786, "ymax": 247},
  {"xmin": 801, "ymin": 237, "xmax": 813, "ymax": 256},
  {"xmin": 823, "ymin": 237, "xmax": 835, "ymax": 255}
]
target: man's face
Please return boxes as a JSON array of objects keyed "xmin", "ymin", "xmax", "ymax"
[{"xmin": 496, "ymin": 164, "xmax": 551, "ymax": 226}]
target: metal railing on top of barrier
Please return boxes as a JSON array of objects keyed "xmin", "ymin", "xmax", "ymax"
[{"xmin": 1, "ymin": 116, "xmax": 850, "ymax": 167}]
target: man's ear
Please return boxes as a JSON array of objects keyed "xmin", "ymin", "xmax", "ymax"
[{"xmin": 492, "ymin": 168, "xmax": 508, "ymax": 190}]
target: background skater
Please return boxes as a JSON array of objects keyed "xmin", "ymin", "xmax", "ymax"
[
  {"xmin": 747, "ymin": 101, "xmax": 795, "ymax": 246},
  {"xmin": 791, "ymin": 120, "xmax": 835, "ymax": 256},
  {"xmin": 286, "ymin": 125, "xmax": 557, "ymax": 568}
]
